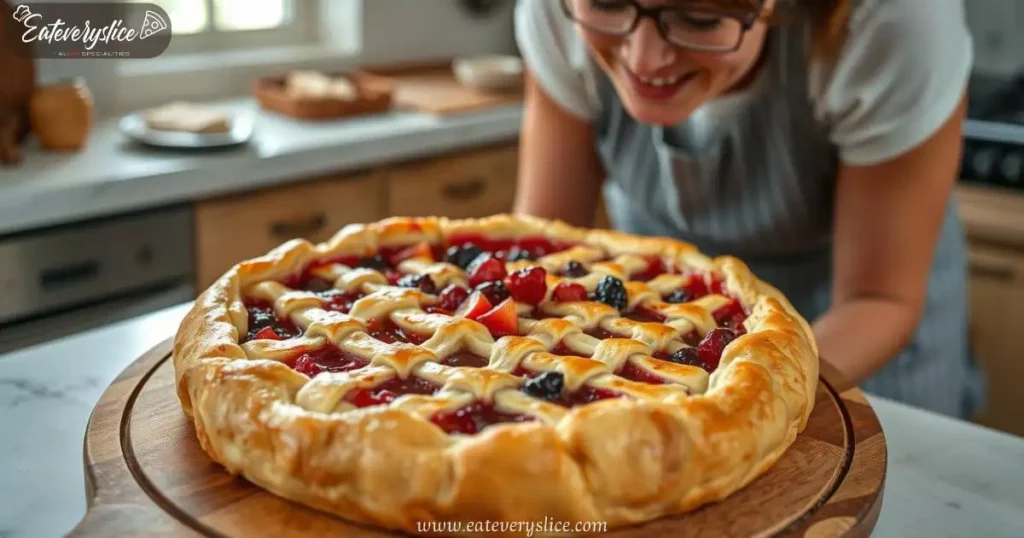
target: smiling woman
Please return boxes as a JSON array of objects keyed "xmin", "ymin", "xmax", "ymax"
[{"xmin": 514, "ymin": 0, "xmax": 986, "ymax": 419}]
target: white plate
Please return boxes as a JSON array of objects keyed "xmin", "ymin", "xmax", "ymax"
[{"xmin": 118, "ymin": 113, "xmax": 254, "ymax": 149}]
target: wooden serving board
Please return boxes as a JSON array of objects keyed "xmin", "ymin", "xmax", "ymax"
[
  {"xmin": 362, "ymin": 61, "xmax": 523, "ymax": 116},
  {"xmin": 70, "ymin": 339, "xmax": 886, "ymax": 537}
]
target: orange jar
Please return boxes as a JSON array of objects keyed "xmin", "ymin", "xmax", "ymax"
[{"xmin": 30, "ymin": 77, "xmax": 93, "ymax": 151}]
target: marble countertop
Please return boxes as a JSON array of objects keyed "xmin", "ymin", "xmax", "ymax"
[
  {"xmin": 1, "ymin": 305, "xmax": 1023, "ymax": 537},
  {"xmin": 0, "ymin": 100, "xmax": 523, "ymax": 236}
]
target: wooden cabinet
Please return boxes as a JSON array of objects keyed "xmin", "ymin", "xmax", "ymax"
[
  {"xmin": 968, "ymin": 243, "xmax": 1024, "ymax": 437},
  {"xmin": 385, "ymin": 144, "xmax": 518, "ymax": 219},
  {"xmin": 194, "ymin": 170, "xmax": 385, "ymax": 289}
]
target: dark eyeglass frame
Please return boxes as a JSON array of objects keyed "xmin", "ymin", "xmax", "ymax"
[{"xmin": 559, "ymin": 0, "xmax": 767, "ymax": 53}]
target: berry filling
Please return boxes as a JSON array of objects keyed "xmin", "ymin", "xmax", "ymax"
[
  {"xmin": 250, "ymin": 327, "xmax": 282, "ymax": 341},
  {"xmin": 367, "ymin": 317, "xmax": 429, "ymax": 345},
  {"xmin": 454, "ymin": 291, "xmax": 494, "ymax": 319},
  {"xmin": 346, "ymin": 376, "xmax": 439, "ymax": 407},
  {"xmin": 475, "ymin": 298, "xmax": 519, "ymax": 338},
  {"xmin": 667, "ymin": 328, "xmax": 740, "ymax": 372},
  {"xmin": 398, "ymin": 273, "xmax": 438, "ymax": 294},
  {"xmin": 441, "ymin": 351, "xmax": 490, "ymax": 368},
  {"xmin": 445, "ymin": 234, "xmax": 576, "ymax": 261},
  {"xmin": 244, "ymin": 301, "xmax": 301, "ymax": 342},
  {"xmin": 713, "ymin": 300, "xmax": 748, "ymax": 333},
  {"xmin": 625, "ymin": 307, "xmax": 665, "ymax": 323},
  {"xmin": 616, "ymin": 361, "xmax": 667, "ymax": 384},
  {"xmin": 552, "ymin": 282, "xmax": 589, "ymax": 303},
  {"xmin": 379, "ymin": 241, "xmax": 444, "ymax": 267},
  {"xmin": 594, "ymin": 276, "xmax": 628, "ymax": 312},
  {"xmin": 317, "ymin": 290, "xmax": 364, "ymax": 313},
  {"xmin": 430, "ymin": 402, "xmax": 534, "ymax": 435},
  {"xmin": 445, "ymin": 243, "xmax": 485, "ymax": 270},
  {"xmin": 289, "ymin": 346, "xmax": 369, "ymax": 377},
  {"xmin": 505, "ymin": 266, "xmax": 548, "ymax": 305},
  {"xmin": 560, "ymin": 260, "xmax": 588, "ymax": 278},
  {"xmin": 439, "ymin": 284, "xmax": 471, "ymax": 311},
  {"xmin": 585, "ymin": 327, "xmax": 621, "ymax": 340},
  {"xmin": 475, "ymin": 280, "xmax": 511, "ymax": 305},
  {"xmin": 521, "ymin": 372, "xmax": 623, "ymax": 407},
  {"xmin": 632, "ymin": 257, "xmax": 670, "ymax": 282}
]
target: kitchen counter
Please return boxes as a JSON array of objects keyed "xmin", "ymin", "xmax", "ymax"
[
  {"xmin": 0, "ymin": 99, "xmax": 524, "ymax": 236},
  {"xmin": 1, "ymin": 306, "xmax": 1023, "ymax": 537}
]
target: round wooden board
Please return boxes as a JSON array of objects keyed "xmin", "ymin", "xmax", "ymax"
[{"xmin": 70, "ymin": 338, "xmax": 886, "ymax": 538}]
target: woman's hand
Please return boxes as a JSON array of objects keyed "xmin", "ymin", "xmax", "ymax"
[
  {"xmin": 814, "ymin": 95, "xmax": 968, "ymax": 385},
  {"xmin": 513, "ymin": 71, "xmax": 605, "ymax": 226}
]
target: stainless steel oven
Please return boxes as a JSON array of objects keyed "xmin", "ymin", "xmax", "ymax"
[{"xmin": 0, "ymin": 205, "xmax": 195, "ymax": 355}]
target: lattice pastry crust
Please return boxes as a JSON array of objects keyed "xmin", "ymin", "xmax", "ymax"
[{"xmin": 172, "ymin": 214, "xmax": 819, "ymax": 536}]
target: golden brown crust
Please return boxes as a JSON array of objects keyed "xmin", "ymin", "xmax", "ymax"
[{"xmin": 172, "ymin": 214, "xmax": 819, "ymax": 536}]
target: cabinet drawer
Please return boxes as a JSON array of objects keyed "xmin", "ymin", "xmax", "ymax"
[
  {"xmin": 195, "ymin": 171, "xmax": 384, "ymax": 290},
  {"xmin": 386, "ymin": 144, "xmax": 518, "ymax": 219}
]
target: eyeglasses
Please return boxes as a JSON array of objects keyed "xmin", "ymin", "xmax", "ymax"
[{"xmin": 559, "ymin": 0, "xmax": 766, "ymax": 53}]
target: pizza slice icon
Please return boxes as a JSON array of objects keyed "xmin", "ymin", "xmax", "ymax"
[{"xmin": 139, "ymin": 10, "xmax": 168, "ymax": 40}]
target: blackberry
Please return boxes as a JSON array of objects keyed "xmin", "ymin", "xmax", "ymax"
[
  {"xmin": 522, "ymin": 371, "xmax": 564, "ymax": 402},
  {"xmin": 505, "ymin": 247, "xmax": 535, "ymax": 262},
  {"xmin": 668, "ymin": 347, "xmax": 708, "ymax": 371},
  {"xmin": 561, "ymin": 260, "xmax": 588, "ymax": 278},
  {"xmin": 357, "ymin": 255, "xmax": 389, "ymax": 271},
  {"xmin": 445, "ymin": 243, "xmax": 485, "ymax": 270},
  {"xmin": 664, "ymin": 290, "xmax": 692, "ymax": 304},
  {"xmin": 475, "ymin": 280, "xmax": 510, "ymax": 305},
  {"xmin": 595, "ymin": 276, "xmax": 628, "ymax": 312},
  {"xmin": 398, "ymin": 274, "xmax": 437, "ymax": 294}
]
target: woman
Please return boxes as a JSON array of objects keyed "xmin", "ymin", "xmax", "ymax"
[{"xmin": 513, "ymin": 0, "xmax": 985, "ymax": 418}]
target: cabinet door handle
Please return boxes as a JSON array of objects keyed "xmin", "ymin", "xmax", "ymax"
[
  {"xmin": 269, "ymin": 213, "xmax": 327, "ymax": 238},
  {"xmin": 969, "ymin": 260, "xmax": 1016, "ymax": 282},
  {"xmin": 442, "ymin": 177, "xmax": 487, "ymax": 200}
]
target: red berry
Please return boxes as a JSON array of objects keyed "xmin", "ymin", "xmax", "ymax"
[
  {"xmin": 696, "ymin": 328, "xmax": 738, "ymax": 371},
  {"xmin": 476, "ymin": 298, "xmax": 519, "ymax": 338},
  {"xmin": 467, "ymin": 254, "xmax": 508, "ymax": 288},
  {"xmin": 251, "ymin": 326, "xmax": 283, "ymax": 341},
  {"xmin": 713, "ymin": 300, "xmax": 747, "ymax": 331},
  {"xmin": 292, "ymin": 354, "xmax": 324, "ymax": 378},
  {"xmin": 424, "ymin": 306, "xmax": 452, "ymax": 315},
  {"xmin": 505, "ymin": 266, "xmax": 548, "ymax": 305},
  {"xmin": 384, "ymin": 270, "xmax": 403, "ymax": 285},
  {"xmin": 439, "ymin": 285, "xmax": 470, "ymax": 311},
  {"xmin": 680, "ymin": 274, "xmax": 710, "ymax": 299},
  {"xmin": 668, "ymin": 347, "xmax": 709, "ymax": 371},
  {"xmin": 552, "ymin": 282, "xmax": 588, "ymax": 303}
]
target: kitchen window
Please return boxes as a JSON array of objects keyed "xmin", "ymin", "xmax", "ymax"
[{"xmin": 152, "ymin": 0, "xmax": 319, "ymax": 54}]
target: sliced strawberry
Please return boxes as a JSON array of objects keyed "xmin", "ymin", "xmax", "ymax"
[
  {"xmin": 439, "ymin": 284, "xmax": 471, "ymax": 311},
  {"xmin": 552, "ymin": 282, "xmax": 588, "ymax": 303},
  {"xmin": 467, "ymin": 253, "xmax": 508, "ymax": 288},
  {"xmin": 251, "ymin": 326, "xmax": 283, "ymax": 341},
  {"xmin": 476, "ymin": 298, "xmax": 519, "ymax": 338},
  {"xmin": 454, "ymin": 291, "xmax": 493, "ymax": 320}
]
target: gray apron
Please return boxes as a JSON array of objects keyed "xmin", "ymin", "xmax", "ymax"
[{"xmin": 591, "ymin": 24, "xmax": 985, "ymax": 419}]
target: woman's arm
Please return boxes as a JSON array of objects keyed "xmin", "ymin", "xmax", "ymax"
[
  {"xmin": 814, "ymin": 95, "xmax": 968, "ymax": 387},
  {"xmin": 513, "ymin": 71, "xmax": 605, "ymax": 227}
]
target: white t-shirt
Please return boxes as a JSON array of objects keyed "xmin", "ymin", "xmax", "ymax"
[{"xmin": 514, "ymin": 0, "xmax": 973, "ymax": 166}]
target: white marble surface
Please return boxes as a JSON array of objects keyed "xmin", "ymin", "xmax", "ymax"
[
  {"xmin": 0, "ymin": 100, "xmax": 524, "ymax": 236},
  {"xmin": 1, "ymin": 305, "xmax": 1023, "ymax": 537}
]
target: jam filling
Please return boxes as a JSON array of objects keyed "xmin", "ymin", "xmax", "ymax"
[
  {"xmin": 244, "ymin": 301, "xmax": 301, "ymax": 342},
  {"xmin": 367, "ymin": 317, "xmax": 429, "ymax": 345},
  {"xmin": 631, "ymin": 257, "xmax": 672, "ymax": 282},
  {"xmin": 585, "ymin": 327, "xmax": 621, "ymax": 340},
  {"xmin": 378, "ymin": 242, "xmax": 445, "ymax": 267},
  {"xmin": 441, "ymin": 351, "xmax": 490, "ymax": 368},
  {"xmin": 625, "ymin": 307, "xmax": 666, "ymax": 323},
  {"xmin": 446, "ymin": 234, "xmax": 576, "ymax": 261},
  {"xmin": 346, "ymin": 376, "xmax": 439, "ymax": 407},
  {"xmin": 713, "ymin": 300, "xmax": 748, "ymax": 334},
  {"xmin": 616, "ymin": 361, "xmax": 667, "ymax": 385},
  {"xmin": 288, "ymin": 346, "xmax": 369, "ymax": 377},
  {"xmin": 430, "ymin": 402, "xmax": 535, "ymax": 435}
]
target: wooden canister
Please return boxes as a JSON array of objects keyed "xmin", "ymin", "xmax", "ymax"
[{"xmin": 30, "ymin": 77, "xmax": 94, "ymax": 151}]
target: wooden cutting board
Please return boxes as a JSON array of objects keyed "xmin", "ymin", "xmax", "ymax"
[
  {"xmin": 70, "ymin": 338, "xmax": 886, "ymax": 537},
  {"xmin": 363, "ymin": 61, "xmax": 523, "ymax": 116}
]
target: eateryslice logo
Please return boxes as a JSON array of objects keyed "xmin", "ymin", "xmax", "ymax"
[{"xmin": 11, "ymin": 2, "xmax": 168, "ymax": 51}]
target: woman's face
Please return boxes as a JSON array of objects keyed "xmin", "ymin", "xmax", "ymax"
[{"xmin": 574, "ymin": 0, "xmax": 773, "ymax": 126}]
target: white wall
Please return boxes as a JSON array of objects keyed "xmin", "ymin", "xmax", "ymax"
[{"xmin": 965, "ymin": 0, "xmax": 1024, "ymax": 77}]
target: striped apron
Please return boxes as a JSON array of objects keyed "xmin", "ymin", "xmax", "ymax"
[{"xmin": 591, "ymin": 25, "xmax": 986, "ymax": 419}]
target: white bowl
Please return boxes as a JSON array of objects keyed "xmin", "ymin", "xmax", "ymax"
[{"xmin": 453, "ymin": 55, "xmax": 524, "ymax": 93}]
